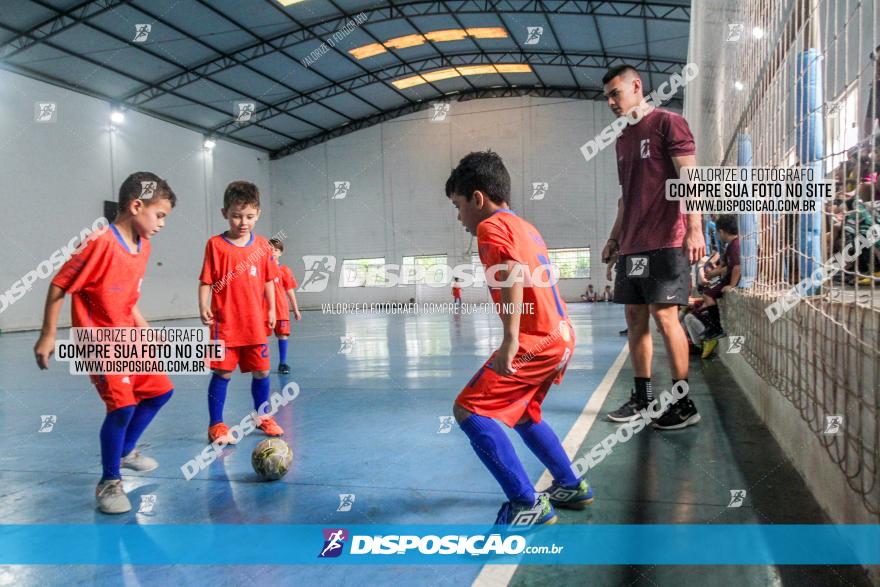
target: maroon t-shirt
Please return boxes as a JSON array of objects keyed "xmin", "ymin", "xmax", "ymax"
[
  {"xmin": 721, "ymin": 237, "xmax": 741, "ymax": 286},
  {"xmin": 615, "ymin": 108, "xmax": 695, "ymax": 255}
]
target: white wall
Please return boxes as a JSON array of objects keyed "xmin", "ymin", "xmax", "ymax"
[
  {"xmin": 0, "ymin": 69, "xmax": 271, "ymax": 331},
  {"xmin": 0, "ymin": 71, "xmax": 631, "ymax": 328},
  {"xmin": 270, "ymin": 96, "xmax": 623, "ymax": 309}
]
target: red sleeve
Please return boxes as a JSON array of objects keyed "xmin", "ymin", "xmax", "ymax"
[
  {"xmin": 263, "ymin": 246, "xmax": 278, "ymax": 282},
  {"xmin": 477, "ymin": 220, "xmax": 523, "ymax": 268},
  {"xmin": 664, "ymin": 113, "xmax": 695, "ymax": 157},
  {"xmin": 198, "ymin": 240, "xmax": 215, "ymax": 285},
  {"xmin": 51, "ymin": 232, "xmax": 106, "ymax": 294},
  {"xmin": 283, "ymin": 267, "xmax": 297, "ymax": 290}
]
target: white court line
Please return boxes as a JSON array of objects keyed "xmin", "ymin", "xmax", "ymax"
[{"xmin": 471, "ymin": 343, "xmax": 630, "ymax": 587}]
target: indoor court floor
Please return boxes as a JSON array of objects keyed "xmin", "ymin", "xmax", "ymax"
[{"xmin": 0, "ymin": 303, "xmax": 871, "ymax": 586}]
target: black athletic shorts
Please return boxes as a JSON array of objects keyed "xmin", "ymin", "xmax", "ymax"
[{"xmin": 613, "ymin": 248, "xmax": 690, "ymax": 306}]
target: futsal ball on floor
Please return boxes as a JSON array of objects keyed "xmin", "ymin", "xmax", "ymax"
[{"xmin": 252, "ymin": 438, "xmax": 293, "ymax": 481}]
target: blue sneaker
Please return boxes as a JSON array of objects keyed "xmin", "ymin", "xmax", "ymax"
[
  {"xmin": 494, "ymin": 494, "xmax": 558, "ymax": 526},
  {"xmin": 544, "ymin": 478, "xmax": 594, "ymax": 510}
]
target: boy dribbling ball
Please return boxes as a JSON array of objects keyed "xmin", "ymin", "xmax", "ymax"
[
  {"xmin": 446, "ymin": 151, "xmax": 593, "ymax": 525},
  {"xmin": 34, "ymin": 172, "xmax": 177, "ymax": 514}
]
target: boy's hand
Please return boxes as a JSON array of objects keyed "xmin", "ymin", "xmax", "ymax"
[
  {"xmin": 493, "ymin": 340, "xmax": 518, "ymax": 376},
  {"xmin": 267, "ymin": 310, "xmax": 276, "ymax": 330},
  {"xmin": 293, "ymin": 309, "xmax": 301, "ymax": 321},
  {"xmin": 34, "ymin": 334, "xmax": 55, "ymax": 370},
  {"xmin": 200, "ymin": 306, "xmax": 214, "ymax": 325},
  {"xmin": 722, "ymin": 285, "xmax": 734, "ymax": 293}
]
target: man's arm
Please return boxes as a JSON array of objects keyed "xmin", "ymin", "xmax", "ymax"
[
  {"xmin": 34, "ymin": 284, "xmax": 65, "ymax": 369},
  {"xmin": 672, "ymin": 154, "xmax": 705, "ymax": 263},
  {"xmin": 602, "ymin": 197, "xmax": 624, "ymax": 263},
  {"xmin": 493, "ymin": 260, "xmax": 523, "ymax": 376}
]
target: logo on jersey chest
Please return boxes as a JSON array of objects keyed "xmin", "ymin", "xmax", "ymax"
[
  {"xmin": 640, "ymin": 138, "xmax": 650, "ymax": 159},
  {"xmin": 250, "ymin": 265, "xmax": 257, "ymax": 277}
]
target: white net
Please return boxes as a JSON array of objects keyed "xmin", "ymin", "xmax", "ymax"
[{"xmin": 687, "ymin": 0, "xmax": 879, "ymax": 518}]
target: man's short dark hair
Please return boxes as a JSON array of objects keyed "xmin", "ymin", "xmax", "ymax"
[
  {"xmin": 118, "ymin": 171, "xmax": 176, "ymax": 210},
  {"xmin": 602, "ymin": 65, "xmax": 640, "ymax": 85},
  {"xmin": 224, "ymin": 181, "xmax": 260, "ymax": 210},
  {"xmin": 716, "ymin": 214, "xmax": 739, "ymax": 235},
  {"xmin": 446, "ymin": 150, "xmax": 510, "ymax": 204},
  {"xmin": 268, "ymin": 238, "xmax": 284, "ymax": 252}
]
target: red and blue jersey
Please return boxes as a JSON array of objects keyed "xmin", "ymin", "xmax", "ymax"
[
  {"xmin": 52, "ymin": 225, "xmax": 149, "ymax": 328},
  {"xmin": 273, "ymin": 261, "xmax": 298, "ymax": 318},
  {"xmin": 477, "ymin": 209, "xmax": 570, "ymax": 338},
  {"xmin": 199, "ymin": 233, "xmax": 278, "ymax": 347}
]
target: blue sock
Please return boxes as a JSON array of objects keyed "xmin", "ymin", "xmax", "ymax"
[
  {"xmin": 514, "ymin": 419, "xmax": 580, "ymax": 487},
  {"xmin": 251, "ymin": 376, "xmax": 270, "ymax": 413},
  {"xmin": 100, "ymin": 406, "xmax": 135, "ymax": 481},
  {"xmin": 458, "ymin": 413, "xmax": 534, "ymax": 503},
  {"xmin": 278, "ymin": 339, "xmax": 288, "ymax": 364},
  {"xmin": 122, "ymin": 390, "xmax": 173, "ymax": 456},
  {"xmin": 208, "ymin": 374, "xmax": 230, "ymax": 425}
]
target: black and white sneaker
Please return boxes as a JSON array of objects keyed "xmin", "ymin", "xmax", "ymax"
[
  {"xmin": 606, "ymin": 390, "xmax": 649, "ymax": 423},
  {"xmin": 651, "ymin": 398, "xmax": 701, "ymax": 430}
]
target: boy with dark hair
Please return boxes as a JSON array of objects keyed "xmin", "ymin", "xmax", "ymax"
[
  {"xmin": 199, "ymin": 181, "xmax": 280, "ymax": 444},
  {"xmin": 34, "ymin": 171, "xmax": 177, "ymax": 514},
  {"xmin": 446, "ymin": 151, "xmax": 592, "ymax": 525},
  {"xmin": 268, "ymin": 238, "xmax": 301, "ymax": 375}
]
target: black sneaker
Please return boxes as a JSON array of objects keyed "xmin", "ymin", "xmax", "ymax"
[
  {"xmin": 278, "ymin": 363, "xmax": 291, "ymax": 375},
  {"xmin": 606, "ymin": 390, "xmax": 648, "ymax": 423},
  {"xmin": 619, "ymin": 328, "xmax": 629, "ymax": 336},
  {"xmin": 651, "ymin": 397, "xmax": 701, "ymax": 430}
]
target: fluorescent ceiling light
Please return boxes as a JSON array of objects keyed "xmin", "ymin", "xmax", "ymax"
[
  {"xmin": 350, "ymin": 28, "xmax": 509, "ymax": 59},
  {"xmin": 392, "ymin": 64, "xmax": 533, "ymax": 89}
]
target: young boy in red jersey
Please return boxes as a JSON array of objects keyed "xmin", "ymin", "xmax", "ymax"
[
  {"xmin": 446, "ymin": 151, "xmax": 593, "ymax": 525},
  {"xmin": 34, "ymin": 172, "xmax": 177, "ymax": 514},
  {"xmin": 452, "ymin": 277, "xmax": 462, "ymax": 306},
  {"xmin": 199, "ymin": 181, "xmax": 280, "ymax": 444},
  {"xmin": 268, "ymin": 238, "xmax": 301, "ymax": 375}
]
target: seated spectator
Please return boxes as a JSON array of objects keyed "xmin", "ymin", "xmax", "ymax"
[
  {"xmin": 697, "ymin": 215, "xmax": 741, "ymax": 356},
  {"xmin": 601, "ymin": 284, "xmax": 613, "ymax": 302},
  {"xmin": 581, "ymin": 284, "xmax": 597, "ymax": 302}
]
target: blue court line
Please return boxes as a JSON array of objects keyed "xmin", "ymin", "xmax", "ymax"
[{"xmin": 2, "ymin": 525, "xmax": 878, "ymax": 565}]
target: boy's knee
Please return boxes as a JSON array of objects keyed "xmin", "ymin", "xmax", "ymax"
[
  {"xmin": 213, "ymin": 370, "xmax": 232, "ymax": 380},
  {"xmin": 253, "ymin": 370, "xmax": 270, "ymax": 379}
]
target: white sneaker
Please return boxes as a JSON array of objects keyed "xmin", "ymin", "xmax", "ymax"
[
  {"xmin": 121, "ymin": 449, "xmax": 158, "ymax": 472},
  {"xmin": 96, "ymin": 479, "xmax": 131, "ymax": 514}
]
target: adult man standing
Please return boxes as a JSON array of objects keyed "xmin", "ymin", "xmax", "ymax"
[{"xmin": 600, "ymin": 65, "xmax": 705, "ymax": 429}]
